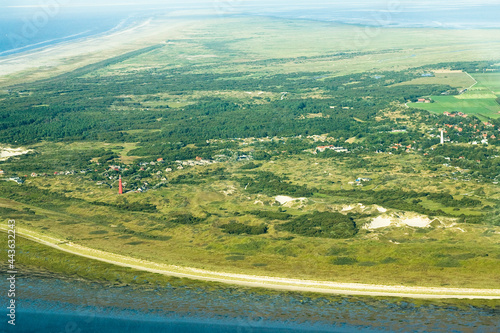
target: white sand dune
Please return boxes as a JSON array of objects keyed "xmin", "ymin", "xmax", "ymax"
[
  {"xmin": 402, "ymin": 217, "xmax": 433, "ymax": 228},
  {"xmin": 0, "ymin": 147, "xmax": 32, "ymax": 161},
  {"xmin": 275, "ymin": 195, "xmax": 306, "ymax": 205},
  {"xmin": 366, "ymin": 216, "xmax": 393, "ymax": 229},
  {"xmin": 365, "ymin": 213, "xmax": 433, "ymax": 229}
]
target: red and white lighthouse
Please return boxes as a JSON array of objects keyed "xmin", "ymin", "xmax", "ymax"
[{"xmin": 118, "ymin": 175, "xmax": 123, "ymax": 194}]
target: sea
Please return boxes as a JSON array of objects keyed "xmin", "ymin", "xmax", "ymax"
[
  {"xmin": 1, "ymin": 1, "xmax": 500, "ymax": 57},
  {"xmin": 6, "ymin": 275, "xmax": 500, "ymax": 333}
]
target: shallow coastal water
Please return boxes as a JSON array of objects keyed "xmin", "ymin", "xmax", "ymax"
[
  {"xmin": 10, "ymin": 275, "xmax": 500, "ymax": 333},
  {"xmin": 0, "ymin": 5, "xmax": 157, "ymax": 56}
]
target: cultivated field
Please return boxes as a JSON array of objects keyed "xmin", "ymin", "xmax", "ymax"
[{"xmin": 408, "ymin": 73, "xmax": 500, "ymax": 119}]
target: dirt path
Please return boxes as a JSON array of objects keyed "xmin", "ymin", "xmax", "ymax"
[
  {"xmin": 464, "ymin": 71, "xmax": 479, "ymax": 90},
  {"xmin": 4, "ymin": 227, "xmax": 500, "ymax": 299}
]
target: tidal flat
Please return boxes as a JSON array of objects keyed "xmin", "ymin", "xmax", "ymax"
[{"xmin": 8, "ymin": 269, "xmax": 499, "ymax": 333}]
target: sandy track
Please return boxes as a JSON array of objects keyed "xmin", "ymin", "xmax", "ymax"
[{"xmin": 3, "ymin": 227, "xmax": 500, "ymax": 299}]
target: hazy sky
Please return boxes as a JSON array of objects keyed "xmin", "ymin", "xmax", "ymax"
[{"xmin": 2, "ymin": 0, "xmax": 499, "ymax": 7}]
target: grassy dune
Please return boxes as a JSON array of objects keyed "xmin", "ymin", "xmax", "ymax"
[
  {"xmin": 0, "ymin": 16, "xmax": 499, "ymax": 295},
  {"xmin": 1, "ymin": 152, "xmax": 499, "ymax": 289}
]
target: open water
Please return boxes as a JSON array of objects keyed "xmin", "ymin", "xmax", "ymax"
[{"xmin": 5, "ymin": 275, "xmax": 499, "ymax": 333}]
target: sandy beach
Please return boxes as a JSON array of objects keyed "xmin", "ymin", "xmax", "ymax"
[{"xmin": 0, "ymin": 16, "xmax": 196, "ymax": 87}]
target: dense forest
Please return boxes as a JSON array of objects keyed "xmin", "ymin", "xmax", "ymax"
[
  {"xmin": 0, "ymin": 43, "xmax": 460, "ymax": 144},
  {"xmin": 278, "ymin": 212, "xmax": 358, "ymax": 239}
]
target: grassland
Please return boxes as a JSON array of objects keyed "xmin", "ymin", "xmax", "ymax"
[
  {"xmin": 474, "ymin": 73, "xmax": 500, "ymax": 94},
  {"xmin": 1, "ymin": 16, "xmax": 499, "ymax": 296},
  {"xmin": 2, "ymin": 227, "xmax": 499, "ymax": 299},
  {"xmin": 1, "ymin": 149, "xmax": 499, "ymax": 289},
  {"xmin": 408, "ymin": 72, "xmax": 500, "ymax": 119},
  {"xmin": 394, "ymin": 71, "xmax": 476, "ymax": 89},
  {"xmin": 83, "ymin": 18, "xmax": 500, "ymax": 79},
  {"xmin": 4, "ymin": 233, "xmax": 500, "ymax": 313}
]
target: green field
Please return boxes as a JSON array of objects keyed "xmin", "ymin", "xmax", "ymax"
[
  {"xmin": 474, "ymin": 73, "xmax": 500, "ymax": 94},
  {"xmin": 394, "ymin": 71, "xmax": 476, "ymax": 89},
  {"xmin": 409, "ymin": 95, "xmax": 500, "ymax": 119},
  {"xmin": 408, "ymin": 73, "xmax": 500, "ymax": 119}
]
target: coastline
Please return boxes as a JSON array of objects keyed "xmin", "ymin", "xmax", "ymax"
[
  {"xmin": 4, "ymin": 227, "xmax": 500, "ymax": 300},
  {"xmin": 0, "ymin": 16, "xmax": 197, "ymax": 87},
  {"xmin": 10, "ymin": 274, "xmax": 498, "ymax": 332}
]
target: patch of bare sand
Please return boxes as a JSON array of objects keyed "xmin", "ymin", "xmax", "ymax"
[
  {"xmin": 275, "ymin": 195, "xmax": 307, "ymax": 206},
  {"xmin": 364, "ymin": 213, "xmax": 433, "ymax": 229},
  {"xmin": 0, "ymin": 146, "xmax": 32, "ymax": 161},
  {"xmin": 433, "ymin": 69, "xmax": 464, "ymax": 74}
]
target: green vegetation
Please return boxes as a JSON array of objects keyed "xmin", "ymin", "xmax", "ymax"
[
  {"xmin": 220, "ymin": 222, "xmax": 268, "ymax": 235},
  {"xmin": 238, "ymin": 171, "xmax": 315, "ymax": 197},
  {"xmin": 409, "ymin": 95, "xmax": 500, "ymax": 119},
  {"xmin": 279, "ymin": 212, "xmax": 358, "ymax": 239},
  {"xmin": 0, "ymin": 17, "xmax": 499, "ymax": 290},
  {"xmin": 408, "ymin": 72, "xmax": 500, "ymax": 119},
  {"xmin": 169, "ymin": 213, "xmax": 207, "ymax": 225}
]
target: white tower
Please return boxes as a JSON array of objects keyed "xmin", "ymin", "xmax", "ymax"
[{"xmin": 440, "ymin": 130, "xmax": 444, "ymax": 145}]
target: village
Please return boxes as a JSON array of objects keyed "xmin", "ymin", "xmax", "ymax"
[{"xmin": 1, "ymin": 108, "xmax": 499, "ymax": 191}]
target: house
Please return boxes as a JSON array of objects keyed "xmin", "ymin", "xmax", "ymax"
[
  {"xmin": 195, "ymin": 156, "xmax": 203, "ymax": 161},
  {"xmin": 157, "ymin": 158, "xmax": 164, "ymax": 162},
  {"xmin": 316, "ymin": 145, "xmax": 349, "ymax": 153},
  {"xmin": 31, "ymin": 173, "xmax": 37, "ymax": 177},
  {"xmin": 356, "ymin": 178, "xmax": 372, "ymax": 182},
  {"xmin": 0, "ymin": 170, "xmax": 4, "ymax": 175}
]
